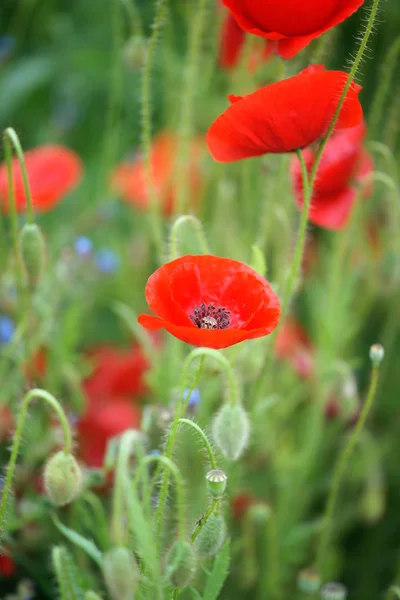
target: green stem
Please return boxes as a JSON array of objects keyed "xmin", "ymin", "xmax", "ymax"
[
  {"xmin": 265, "ymin": 512, "xmax": 281, "ymax": 599},
  {"xmin": 4, "ymin": 127, "xmax": 34, "ymax": 223},
  {"xmin": 135, "ymin": 455, "xmax": 186, "ymax": 541},
  {"xmin": 0, "ymin": 389, "xmax": 72, "ymax": 535},
  {"xmin": 191, "ymin": 498, "xmax": 219, "ymax": 543},
  {"xmin": 169, "ymin": 215, "xmax": 210, "ymax": 259},
  {"xmin": 369, "ymin": 35, "xmax": 400, "ymax": 141},
  {"xmin": 178, "ymin": 418, "xmax": 217, "ymax": 469},
  {"xmin": 141, "ymin": 0, "xmax": 168, "ymax": 262},
  {"xmin": 175, "ymin": 0, "xmax": 210, "ymax": 216},
  {"xmin": 315, "ymin": 363, "xmax": 381, "ymax": 571}
]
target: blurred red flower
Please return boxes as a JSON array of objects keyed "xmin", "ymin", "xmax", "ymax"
[
  {"xmin": 276, "ymin": 316, "xmax": 314, "ymax": 378},
  {"xmin": 138, "ymin": 255, "xmax": 280, "ymax": 349},
  {"xmin": 206, "ymin": 66, "xmax": 363, "ymax": 161},
  {"xmin": 219, "ymin": 12, "xmax": 273, "ymax": 70},
  {"xmin": 111, "ymin": 131, "xmax": 204, "ymax": 215},
  {"xmin": 291, "ymin": 123, "xmax": 374, "ymax": 229},
  {"xmin": 0, "ymin": 552, "xmax": 16, "ymax": 577},
  {"xmin": 232, "ymin": 493, "xmax": 255, "ymax": 519},
  {"xmin": 222, "ymin": 0, "xmax": 365, "ymax": 59},
  {"xmin": 0, "ymin": 145, "xmax": 82, "ymax": 213},
  {"xmin": 0, "ymin": 405, "xmax": 14, "ymax": 440}
]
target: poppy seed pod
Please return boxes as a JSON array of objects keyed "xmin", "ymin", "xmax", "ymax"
[
  {"xmin": 103, "ymin": 547, "xmax": 139, "ymax": 600},
  {"xmin": 44, "ymin": 452, "xmax": 82, "ymax": 506},
  {"xmin": 194, "ymin": 513, "xmax": 226, "ymax": 558},
  {"xmin": 369, "ymin": 344, "xmax": 384, "ymax": 367},
  {"xmin": 19, "ymin": 223, "xmax": 46, "ymax": 288},
  {"xmin": 320, "ymin": 582, "xmax": 348, "ymax": 600},
  {"xmin": 212, "ymin": 403, "xmax": 250, "ymax": 460},
  {"xmin": 206, "ymin": 470, "xmax": 227, "ymax": 497},
  {"xmin": 165, "ymin": 540, "xmax": 197, "ymax": 588}
]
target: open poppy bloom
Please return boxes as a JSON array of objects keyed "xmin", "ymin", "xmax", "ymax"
[
  {"xmin": 275, "ymin": 316, "xmax": 314, "ymax": 378},
  {"xmin": 223, "ymin": 0, "xmax": 365, "ymax": 59},
  {"xmin": 219, "ymin": 11, "xmax": 273, "ymax": 70},
  {"xmin": 111, "ymin": 131, "xmax": 204, "ymax": 215},
  {"xmin": 0, "ymin": 145, "xmax": 82, "ymax": 213},
  {"xmin": 206, "ymin": 66, "xmax": 363, "ymax": 161},
  {"xmin": 0, "ymin": 552, "xmax": 16, "ymax": 577},
  {"xmin": 138, "ymin": 255, "xmax": 280, "ymax": 349},
  {"xmin": 291, "ymin": 123, "xmax": 374, "ymax": 229}
]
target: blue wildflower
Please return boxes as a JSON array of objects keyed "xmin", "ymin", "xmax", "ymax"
[
  {"xmin": 0, "ymin": 316, "xmax": 15, "ymax": 344},
  {"xmin": 74, "ymin": 236, "xmax": 93, "ymax": 257},
  {"xmin": 183, "ymin": 388, "xmax": 201, "ymax": 407},
  {"xmin": 95, "ymin": 249, "xmax": 120, "ymax": 274}
]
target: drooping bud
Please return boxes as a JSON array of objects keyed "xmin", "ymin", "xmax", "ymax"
[
  {"xmin": 165, "ymin": 540, "xmax": 197, "ymax": 588},
  {"xmin": 103, "ymin": 547, "xmax": 139, "ymax": 600},
  {"xmin": 194, "ymin": 513, "xmax": 226, "ymax": 558},
  {"xmin": 212, "ymin": 403, "xmax": 250, "ymax": 460},
  {"xmin": 44, "ymin": 452, "xmax": 82, "ymax": 506},
  {"xmin": 369, "ymin": 344, "xmax": 384, "ymax": 367},
  {"xmin": 19, "ymin": 223, "xmax": 47, "ymax": 289},
  {"xmin": 320, "ymin": 582, "xmax": 348, "ymax": 600},
  {"xmin": 297, "ymin": 568, "xmax": 321, "ymax": 594},
  {"xmin": 206, "ymin": 470, "xmax": 227, "ymax": 497}
]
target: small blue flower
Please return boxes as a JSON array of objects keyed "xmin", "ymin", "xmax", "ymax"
[
  {"xmin": 0, "ymin": 36, "xmax": 16, "ymax": 62},
  {"xmin": 95, "ymin": 249, "xmax": 120, "ymax": 274},
  {"xmin": 148, "ymin": 449, "xmax": 161, "ymax": 457},
  {"xmin": 74, "ymin": 236, "xmax": 93, "ymax": 256},
  {"xmin": 183, "ymin": 388, "xmax": 201, "ymax": 407},
  {"xmin": 0, "ymin": 316, "xmax": 15, "ymax": 344}
]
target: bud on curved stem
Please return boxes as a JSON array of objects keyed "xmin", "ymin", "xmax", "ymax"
[
  {"xmin": 19, "ymin": 222, "xmax": 47, "ymax": 289},
  {"xmin": 44, "ymin": 452, "xmax": 82, "ymax": 506},
  {"xmin": 0, "ymin": 389, "xmax": 73, "ymax": 535},
  {"xmin": 3, "ymin": 127, "xmax": 35, "ymax": 223},
  {"xmin": 169, "ymin": 215, "xmax": 210, "ymax": 259}
]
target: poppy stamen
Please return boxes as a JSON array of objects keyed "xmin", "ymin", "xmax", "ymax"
[{"xmin": 190, "ymin": 303, "xmax": 230, "ymax": 330}]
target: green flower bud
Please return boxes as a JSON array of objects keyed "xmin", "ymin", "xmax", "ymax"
[
  {"xmin": 247, "ymin": 502, "xmax": 271, "ymax": 524},
  {"xmin": 19, "ymin": 223, "xmax": 47, "ymax": 289},
  {"xmin": 212, "ymin": 403, "xmax": 250, "ymax": 460},
  {"xmin": 165, "ymin": 540, "xmax": 197, "ymax": 588},
  {"xmin": 321, "ymin": 582, "xmax": 347, "ymax": 600},
  {"xmin": 369, "ymin": 344, "xmax": 384, "ymax": 367},
  {"xmin": 44, "ymin": 452, "xmax": 82, "ymax": 506},
  {"xmin": 85, "ymin": 592, "xmax": 104, "ymax": 600},
  {"xmin": 206, "ymin": 470, "xmax": 227, "ymax": 497},
  {"xmin": 103, "ymin": 547, "xmax": 139, "ymax": 600},
  {"xmin": 194, "ymin": 513, "xmax": 226, "ymax": 558},
  {"xmin": 297, "ymin": 568, "xmax": 321, "ymax": 594},
  {"xmin": 123, "ymin": 36, "xmax": 148, "ymax": 70}
]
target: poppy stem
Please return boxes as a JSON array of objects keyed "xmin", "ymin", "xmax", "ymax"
[
  {"xmin": 191, "ymin": 497, "xmax": 220, "ymax": 543},
  {"xmin": 314, "ymin": 355, "xmax": 382, "ymax": 573},
  {"xmin": 3, "ymin": 128, "xmax": 35, "ymax": 224},
  {"xmin": 0, "ymin": 389, "xmax": 72, "ymax": 536},
  {"xmin": 178, "ymin": 418, "xmax": 218, "ymax": 469},
  {"xmin": 169, "ymin": 215, "xmax": 210, "ymax": 259},
  {"xmin": 141, "ymin": 0, "xmax": 168, "ymax": 263}
]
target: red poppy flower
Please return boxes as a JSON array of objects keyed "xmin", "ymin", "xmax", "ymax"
[
  {"xmin": 0, "ymin": 145, "xmax": 82, "ymax": 213},
  {"xmin": 0, "ymin": 552, "xmax": 16, "ymax": 577},
  {"xmin": 223, "ymin": 0, "xmax": 365, "ymax": 59},
  {"xmin": 207, "ymin": 66, "xmax": 363, "ymax": 161},
  {"xmin": 291, "ymin": 123, "xmax": 374, "ymax": 229},
  {"xmin": 83, "ymin": 344, "xmax": 151, "ymax": 400},
  {"xmin": 275, "ymin": 316, "xmax": 314, "ymax": 378},
  {"xmin": 232, "ymin": 493, "xmax": 256, "ymax": 519},
  {"xmin": 0, "ymin": 405, "xmax": 14, "ymax": 440},
  {"xmin": 138, "ymin": 255, "xmax": 280, "ymax": 349},
  {"xmin": 111, "ymin": 131, "xmax": 204, "ymax": 215},
  {"xmin": 219, "ymin": 11, "xmax": 273, "ymax": 70},
  {"xmin": 78, "ymin": 398, "xmax": 141, "ymax": 468}
]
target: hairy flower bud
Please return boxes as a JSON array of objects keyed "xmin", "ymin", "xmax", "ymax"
[
  {"xmin": 206, "ymin": 470, "xmax": 227, "ymax": 497},
  {"xmin": 19, "ymin": 223, "xmax": 47, "ymax": 289},
  {"xmin": 297, "ymin": 568, "xmax": 321, "ymax": 594},
  {"xmin": 165, "ymin": 540, "xmax": 197, "ymax": 588},
  {"xmin": 103, "ymin": 547, "xmax": 139, "ymax": 600},
  {"xmin": 320, "ymin": 582, "xmax": 348, "ymax": 600},
  {"xmin": 212, "ymin": 403, "xmax": 250, "ymax": 460},
  {"xmin": 44, "ymin": 452, "xmax": 82, "ymax": 506},
  {"xmin": 369, "ymin": 344, "xmax": 384, "ymax": 367},
  {"xmin": 194, "ymin": 513, "xmax": 226, "ymax": 558}
]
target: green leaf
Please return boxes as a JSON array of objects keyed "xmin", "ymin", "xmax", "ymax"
[
  {"xmin": 52, "ymin": 515, "xmax": 103, "ymax": 568},
  {"xmin": 202, "ymin": 541, "xmax": 231, "ymax": 600},
  {"xmin": 52, "ymin": 546, "xmax": 85, "ymax": 600},
  {"xmin": 387, "ymin": 586, "xmax": 400, "ymax": 599}
]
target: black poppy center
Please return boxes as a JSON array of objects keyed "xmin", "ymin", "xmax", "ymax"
[{"xmin": 190, "ymin": 303, "xmax": 231, "ymax": 330}]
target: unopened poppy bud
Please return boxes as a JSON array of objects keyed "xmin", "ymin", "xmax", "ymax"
[
  {"xmin": 165, "ymin": 540, "xmax": 197, "ymax": 588},
  {"xmin": 206, "ymin": 470, "xmax": 227, "ymax": 497},
  {"xmin": 212, "ymin": 403, "xmax": 250, "ymax": 461},
  {"xmin": 19, "ymin": 223, "xmax": 47, "ymax": 288},
  {"xmin": 297, "ymin": 568, "xmax": 321, "ymax": 594},
  {"xmin": 247, "ymin": 502, "xmax": 271, "ymax": 524},
  {"xmin": 123, "ymin": 36, "xmax": 148, "ymax": 70},
  {"xmin": 320, "ymin": 582, "xmax": 348, "ymax": 600},
  {"xmin": 194, "ymin": 513, "xmax": 226, "ymax": 558},
  {"xmin": 44, "ymin": 451, "xmax": 82, "ymax": 506},
  {"xmin": 369, "ymin": 344, "xmax": 384, "ymax": 367},
  {"xmin": 103, "ymin": 547, "xmax": 139, "ymax": 600},
  {"xmin": 85, "ymin": 593, "xmax": 103, "ymax": 600}
]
